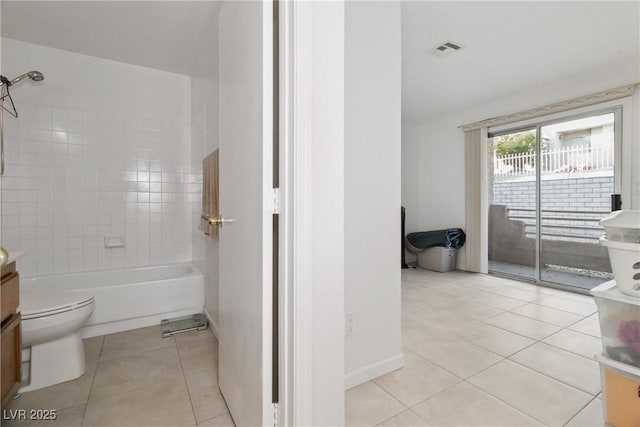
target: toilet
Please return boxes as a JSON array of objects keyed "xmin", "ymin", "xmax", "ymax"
[{"xmin": 19, "ymin": 290, "xmax": 95, "ymax": 392}]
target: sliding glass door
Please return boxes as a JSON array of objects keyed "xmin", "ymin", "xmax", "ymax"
[
  {"xmin": 488, "ymin": 128, "xmax": 538, "ymax": 281},
  {"xmin": 488, "ymin": 109, "xmax": 620, "ymax": 292}
]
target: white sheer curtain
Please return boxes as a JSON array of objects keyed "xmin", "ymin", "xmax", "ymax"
[{"xmin": 464, "ymin": 128, "xmax": 488, "ymax": 273}]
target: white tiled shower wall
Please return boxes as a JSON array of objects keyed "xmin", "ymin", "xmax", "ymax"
[
  {"xmin": 0, "ymin": 39, "xmax": 197, "ymax": 276},
  {"xmin": 190, "ymin": 107, "xmax": 208, "ymax": 263}
]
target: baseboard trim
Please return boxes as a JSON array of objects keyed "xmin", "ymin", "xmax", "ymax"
[
  {"xmin": 203, "ymin": 308, "xmax": 219, "ymax": 338},
  {"xmin": 345, "ymin": 352, "xmax": 405, "ymax": 390}
]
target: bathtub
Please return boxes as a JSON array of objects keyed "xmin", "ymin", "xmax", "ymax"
[{"xmin": 21, "ymin": 263, "xmax": 205, "ymax": 338}]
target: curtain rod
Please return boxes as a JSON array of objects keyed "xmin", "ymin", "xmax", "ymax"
[{"xmin": 460, "ymin": 84, "xmax": 636, "ymax": 132}]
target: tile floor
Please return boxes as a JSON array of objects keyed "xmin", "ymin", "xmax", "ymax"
[
  {"xmin": 3, "ymin": 326, "xmax": 233, "ymax": 427},
  {"xmin": 346, "ymin": 268, "xmax": 605, "ymax": 427},
  {"xmin": 3, "ymin": 269, "xmax": 607, "ymax": 427}
]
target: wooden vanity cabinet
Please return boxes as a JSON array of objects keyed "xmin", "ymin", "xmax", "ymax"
[{"xmin": 1, "ymin": 261, "xmax": 21, "ymax": 409}]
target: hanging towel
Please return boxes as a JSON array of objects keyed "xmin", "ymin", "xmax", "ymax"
[{"xmin": 200, "ymin": 149, "xmax": 219, "ymax": 239}]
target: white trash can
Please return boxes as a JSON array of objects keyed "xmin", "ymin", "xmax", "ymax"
[{"xmin": 417, "ymin": 247, "xmax": 456, "ymax": 272}]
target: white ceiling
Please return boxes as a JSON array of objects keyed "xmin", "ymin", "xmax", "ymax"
[
  {"xmin": 2, "ymin": 1, "xmax": 638, "ymax": 121},
  {"xmin": 402, "ymin": 1, "xmax": 640, "ymax": 122},
  {"xmin": 1, "ymin": 1, "xmax": 221, "ymax": 77}
]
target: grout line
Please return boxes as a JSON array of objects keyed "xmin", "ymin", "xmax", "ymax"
[
  {"xmin": 81, "ymin": 336, "xmax": 104, "ymax": 426},
  {"xmin": 462, "ymin": 379, "xmax": 550, "ymax": 426},
  {"xmin": 507, "ymin": 350, "xmax": 601, "ymax": 392},
  {"xmin": 404, "ymin": 377, "xmax": 464, "ymax": 410},
  {"xmin": 462, "ymin": 361, "xmax": 583, "ymax": 427},
  {"xmin": 405, "ymin": 340, "xmax": 503, "ymax": 383},
  {"xmin": 175, "ymin": 337, "xmax": 200, "ymax": 426},
  {"xmin": 361, "ymin": 382, "xmax": 409, "ymax": 425},
  {"xmin": 401, "ymin": 271, "xmax": 602, "ymax": 427},
  {"xmin": 562, "ymin": 394, "xmax": 601, "ymax": 427}
]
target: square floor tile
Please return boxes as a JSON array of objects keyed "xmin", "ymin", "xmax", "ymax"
[
  {"xmin": 373, "ymin": 351, "xmax": 461, "ymax": 407},
  {"xmin": 542, "ymin": 329, "xmax": 603, "ymax": 359},
  {"xmin": 427, "ymin": 283, "xmax": 485, "ymax": 299},
  {"xmin": 346, "ymin": 381, "xmax": 406, "ymax": 426},
  {"xmin": 402, "ymin": 268, "xmax": 445, "ymax": 284},
  {"xmin": 536, "ymin": 295, "xmax": 597, "ymax": 316},
  {"xmin": 84, "ymin": 336, "xmax": 104, "ymax": 363},
  {"xmin": 553, "ymin": 291, "xmax": 597, "ymax": 304},
  {"xmin": 451, "ymin": 275, "xmax": 509, "ymax": 292},
  {"xmin": 401, "ymin": 316, "xmax": 444, "ymax": 348},
  {"xmin": 184, "ymin": 367, "xmax": 228, "ymax": 422},
  {"xmin": 498, "ymin": 280, "xmax": 559, "ymax": 295},
  {"xmin": 485, "ymin": 312, "xmax": 561, "ymax": 340},
  {"xmin": 510, "ymin": 303, "xmax": 583, "ymax": 327},
  {"xmin": 176, "ymin": 330, "xmax": 218, "ymax": 374},
  {"xmin": 405, "ymin": 307, "xmax": 471, "ymax": 330},
  {"xmin": 468, "ymin": 360, "xmax": 592, "ymax": 426},
  {"xmin": 465, "ymin": 292, "xmax": 529, "ymax": 311},
  {"xmin": 376, "ymin": 409, "xmax": 425, "ymax": 426},
  {"xmin": 401, "ymin": 284, "xmax": 441, "ymax": 305},
  {"xmin": 90, "ymin": 346, "xmax": 183, "ymax": 401},
  {"xmin": 83, "ymin": 381, "xmax": 195, "ymax": 427},
  {"xmin": 450, "ymin": 321, "xmax": 535, "ymax": 357},
  {"xmin": 565, "ymin": 398, "xmax": 604, "ymax": 427},
  {"xmin": 488, "ymin": 286, "xmax": 548, "ymax": 303},
  {"xmin": 197, "ymin": 413, "xmax": 236, "ymax": 427},
  {"xmin": 8, "ymin": 362, "xmax": 96, "ymax": 412},
  {"xmin": 402, "ymin": 309, "xmax": 472, "ymax": 348},
  {"xmin": 568, "ymin": 316, "xmax": 602, "ymax": 338},
  {"xmin": 415, "ymin": 289, "xmax": 468, "ymax": 308},
  {"xmin": 99, "ymin": 325, "xmax": 175, "ymax": 361},
  {"xmin": 402, "ymin": 297, "xmax": 429, "ymax": 314},
  {"xmin": 510, "ymin": 342, "xmax": 601, "ymax": 395},
  {"xmin": 439, "ymin": 299, "xmax": 505, "ymax": 320},
  {"xmin": 411, "ymin": 382, "xmax": 543, "ymax": 426},
  {"xmin": 174, "ymin": 328, "xmax": 217, "ymax": 348},
  {"xmin": 402, "ymin": 277, "xmax": 450, "ymax": 291},
  {"xmin": 409, "ymin": 334, "xmax": 503, "ymax": 378}
]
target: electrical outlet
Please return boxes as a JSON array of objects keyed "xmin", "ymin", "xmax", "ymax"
[{"xmin": 345, "ymin": 313, "xmax": 356, "ymax": 337}]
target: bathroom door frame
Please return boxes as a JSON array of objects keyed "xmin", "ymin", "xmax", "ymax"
[{"xmin": 279, "ymin": 1, "xmax": 346, "ymax": 425}]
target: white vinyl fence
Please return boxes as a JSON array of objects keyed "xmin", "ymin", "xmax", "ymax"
[{"xmin": 494, "ymin": 144, "xmax": 613, "ymax": 180}]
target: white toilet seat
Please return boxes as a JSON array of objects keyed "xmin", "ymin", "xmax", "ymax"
[{"xmin": 20, "ymin": 290, "xmax": 95, "ymax": 320}]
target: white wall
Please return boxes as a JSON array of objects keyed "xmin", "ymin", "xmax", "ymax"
[
  {"xmin": 0, "ymin": 38, "xmax": 194, "ymax": 276},
  {"xmin": 402, "ymin": 59, "xmax": 640, "ymax": 270},
  {"xmin": 401, "ymin": 121, "xmax": 420, "ymax": 264},
  {"xmin": 345, "ymin": 1, "xmax": 403, "ymax": 388}
]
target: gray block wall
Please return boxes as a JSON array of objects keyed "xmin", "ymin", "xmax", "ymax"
[{"xmin": 493, "ymin": 176, "xmax": 613, "ymax": 211}]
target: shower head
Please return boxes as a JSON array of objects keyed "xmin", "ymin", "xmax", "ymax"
[
  {"xmin": 0, "ymin": 71, "xmax": 44, "ymax": 86},
  {"xmin": 8, "ymin": 70, "xmax": 44, "ymax": 86},
  {"xmin": 28, "ymin": 71, "xmax": 44, "ymax": 82}
]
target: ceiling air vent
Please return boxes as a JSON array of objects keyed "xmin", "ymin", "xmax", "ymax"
[{"xmin": 433, "ymin": 41, "xmax": 463, "ymax": 57}]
